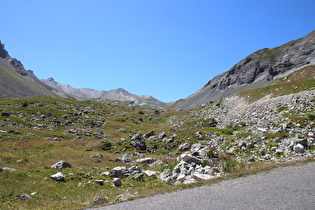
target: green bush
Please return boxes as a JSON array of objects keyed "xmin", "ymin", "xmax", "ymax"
[
  {"xmin": 308, "ymin": 113, "xmax": 315, "ymax": 121},
  {"xmin": 221, "ymin": 155, "xmax": 238, "ymax": 173},
  {"xmin": 277, "ymin": 106, "xmax": 288, "ymax": 113},
  {"xmin": 21, "ymin": 101, "xmax": 28, "ymax": 107}
]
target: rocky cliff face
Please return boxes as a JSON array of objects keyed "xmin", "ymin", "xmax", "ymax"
[
  {"xmin": 174, "ymin": 30, "xmax": 315, "ymax": 110},
  {"xmin": 0, "ymin": 41, "xmax": 63, "ymax": 98}
]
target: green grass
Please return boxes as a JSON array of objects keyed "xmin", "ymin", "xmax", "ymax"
[
  {"xmin": 237, "ymin": 65, "xmax": 315, "ymax": 103},
  {"xmin": 0, "ymin": 75, "xmax": 314, "ymax": 209}
]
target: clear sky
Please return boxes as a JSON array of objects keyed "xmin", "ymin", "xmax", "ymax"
[{"xmin": 1, "ymin": 0, "xmax": 314, "ymax": 102}]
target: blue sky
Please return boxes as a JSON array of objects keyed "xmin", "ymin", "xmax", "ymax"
[{"xmin": 1, "ymin": 0, "xmax": 314, "ymax": 102}]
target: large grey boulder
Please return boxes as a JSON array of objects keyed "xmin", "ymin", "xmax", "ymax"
[
  {"xmin": 130, "ymin": 132, "xmax": 147, "ymax": 150},
  {"xmin": 109, "ymin": 166, "xmax": 128, "ymax": 178},
  {"xmin": 121, "ymin": 153, "xmax": 132, "ymax": 164},
  {"xmin": 181, "ymin": 154, "xmax": 202, "ymax": 165}
]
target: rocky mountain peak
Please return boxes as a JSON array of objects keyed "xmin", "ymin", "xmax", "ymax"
[
  {"xmin": 174, "ymin": 30, "xmax": 315, "ymax": 110},
  {"xmin": 0, "ymin": 41, "xmax": 9, "ymax": 59}
]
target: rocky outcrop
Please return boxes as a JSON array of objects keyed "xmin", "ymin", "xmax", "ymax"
[{"xmin": 174, "ymin": 30, "xmax": 315, "ymax": 109}]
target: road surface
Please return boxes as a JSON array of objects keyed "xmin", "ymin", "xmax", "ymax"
[{"xmin": 91, "ymin": 161, "xmax": 315, "ymax": 210}]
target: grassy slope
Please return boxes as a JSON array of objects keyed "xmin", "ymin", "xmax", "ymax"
[
  {"xmin": 0, "ymin": 63, "xmax": 58, "ymax": 98},
  {"xmin": 0, "ymin": 66, "xmax": 314, "ymax": 209},
  {"xmin": 237, "ymin": 65, "xmax": 315, "ymax": 103}
]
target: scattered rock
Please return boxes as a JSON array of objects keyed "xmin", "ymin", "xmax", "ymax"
[
  {"xmin": 20, "ymin": 194, "xmax": 31, "ymax": 200},
  {"xmin": 90, "ymin": 154, "xmax": 103, "ymax": 158},
  {"xmin": 1, "ymin": 167, "xmax": 17, "ymax": 172},
  {"xmin": 179, "ymin": 142, "xmax": 191, "ymax": 151},
  {"xmin": 93, "ymin": 197, "xmax": 109, "ymax": 205},
  {"xmin": 51, "ymin": 160, "xmax": 72, "ymax": 169},
  {"xmin": 95, "ymin": 180, "xmax": 104, "ymax": 185},
  {"xmin": 115, "ymin": 193, "xmax": 134, "ymax": 202},
  {"xmin": 136, "ymin": 157, "xmax": 156, "ymax": 165},
  {"xmin": 294, "ymin": 143, "xmax": 305, "ymax": 153},
  {"xmin": 113, "ymin": 177, "xmax": 122, "ymax": 187},
  {"xmin": 51, "ymin": 172, "xmax": 65, "ymax": 181},
  {"xmin": 121, "ymin": 153, "xmax": 132, "ymax": 164},
  {"xmin": 158, "ymin": 131, "xmax": 166, "ymax": 139},
  {"xmin": 130, "ymin": 132, "xmax": 147, "ymax": 150},
  {"xmin": 109, "ymin": 166, "xmax": 127, "ymax": 178}
]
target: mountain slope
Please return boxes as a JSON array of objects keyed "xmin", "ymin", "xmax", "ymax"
[
  {"xmin": 42, "ymin": 77, "xmax": 166, "ymax": 109},
  {"xmin": 0, "ymin": 41, "xmax": 63, "ymax": 98},
  {"xmin": 174, "ymin": 30, "xmax": 315, "ymax": 110}
]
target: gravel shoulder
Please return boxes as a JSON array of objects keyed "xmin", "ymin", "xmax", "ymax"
[{"xmin": 91, "ymin": 161, "xmax": 315, "ymax": 210}]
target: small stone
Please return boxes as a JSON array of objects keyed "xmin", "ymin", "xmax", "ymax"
[
  {"xmin": 51, "ymin": 160, "xmax": 72, "ymax": 169},
  {"xmin": 90, "ymin": 154, "xmax": 103, "ymax": 158},
  {"xmin": 136, "ymin": 157, "xmax": 156, "ymax": 164},
  {"xmin": 51, "ymin": 172, "xmax": 65, "ymax": 181},
  {"xmin": 115, "ymin": 193, "xmax": 134, "ymax": 202},
  {"xmin": 101, "ymin": 172, "xmax": 110, "ymax": 176},
  {"xmin": 192, "ymin": 172, "xmax": 215, "ymax": 181},
  {"xmin": 179, "ymin": 143, "xmax": 191, "ymax": 151},
  {"xmin": 20, "ymin": 194, "xmax": 31, "ymax": 200},
  {"xmin": 95, "ymin": 180, "xmax": 104, "ymax": 185},
  {"xmin": 93, "ymin": 197, "xmax": 109, "ymax": 205},
  {"xmin": 130, "ymin": 172, "xmax": 144, "ymax": 181},
  {"xmin": 143, "ymin": 170, "xmax": 161, "ymax": 178},
  {"xmin": 294, "ymin": 143, "xmax": 305, "ymax": 153},
  {"xmin": 113, "ymin": 177, "xmax": 122, "ymax": 187},
  {"xmin": 1, "ymin": 167, "xmax": 17, "ymax": 172}
]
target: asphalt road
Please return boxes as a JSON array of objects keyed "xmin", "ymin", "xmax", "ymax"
[{"xmin": 92, "ymin": 161, "xmax": 315, "ymax": 210}]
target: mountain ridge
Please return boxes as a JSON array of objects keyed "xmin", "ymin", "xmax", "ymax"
[
  {"xmin": 41, "ymin": 77, "xmax": 166, "ymax": 108},
  {"xmin": 173, "ymin": 30, "xmax": 315, "ymax": 109},
  {"xmin": 0, "ymin": 41, "xmax": 64, "ymax": 98},
  {"xmin": 0, "ymin": 41, "xmax": 166, "ymax": 109}
]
